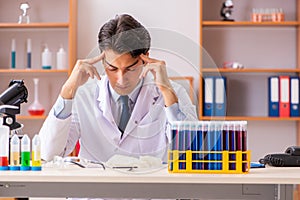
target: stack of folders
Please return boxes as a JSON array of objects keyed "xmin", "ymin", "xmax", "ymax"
[
  {"xmin": 203, "ymin": 76, "xmax": 227, "ymax": 116},
  {"xmin": 168, "ymin": 121, "xmax": 250, "ymax": 174},
  {"xmin": 268, "ymin": 76, "xmax": 300, "ymax": 117}
]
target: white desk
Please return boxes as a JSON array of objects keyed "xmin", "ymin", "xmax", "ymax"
[{"xmin": 0, "ymin": 166, "xmax": 298, "ymax": 199}]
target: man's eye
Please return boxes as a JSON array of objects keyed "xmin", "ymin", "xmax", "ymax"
[
  {"xmin": 126, "ymin": 67, "xmax": 136, "ymax": 72},
  {"xmin": 108, "ymin": 67, "xmax": 118, "ymax": 71}
]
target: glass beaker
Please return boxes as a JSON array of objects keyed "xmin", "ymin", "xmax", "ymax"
[{"xmin": 28, "ymin": 78, "xmax": 45, "ymax": 116}]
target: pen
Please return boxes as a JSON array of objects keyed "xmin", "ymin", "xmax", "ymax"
[{"xmin": 112, "ymin": 166, "xmax": 138, "ymax": 171}]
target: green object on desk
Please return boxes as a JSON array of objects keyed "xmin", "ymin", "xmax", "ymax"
[{"xmin": 21, "ymin": 151, "xmax": 30, "ymax": 166}]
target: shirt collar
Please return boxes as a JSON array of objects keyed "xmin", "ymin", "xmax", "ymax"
[{"xmin": 109, "ymin": 79, "xmax": 143, "ymax": 103}]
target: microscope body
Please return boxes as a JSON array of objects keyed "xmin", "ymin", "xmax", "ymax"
[{"xmin": 0, "ymin": 80, "xmax": 28, "ymax": 133}]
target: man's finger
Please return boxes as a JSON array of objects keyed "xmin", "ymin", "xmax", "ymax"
[
  {"xmin": 140, "ymin": 54, "xmax": 159, "ymax": 63},
  {"xmin": 93, "ymin": 67, "xmax": 102, "ymax": 80},
  {"xmin": 85, "ymin": 52, "xmax": 105, "ymax": 65}
]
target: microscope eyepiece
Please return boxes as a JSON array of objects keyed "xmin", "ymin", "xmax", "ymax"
[{"xmin": 0, "ymin": 80, "xmax": 28, "ymax": 106}]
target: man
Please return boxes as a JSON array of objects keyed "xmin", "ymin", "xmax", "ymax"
[{"xmin": 39, "ymin": 14, "xmax": 197, "ymax": 163}]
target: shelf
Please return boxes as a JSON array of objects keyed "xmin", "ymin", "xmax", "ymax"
[
  {"xmin": 0, "ymin": 23, "xmax": 69, "ymax": 28},
  {"xmin": 17, "ymin": 115, "xmax": 46, "ymax": 120},
  {"xmin": 200, "ymin": 116, "xmax": 300, "ymax": 121},
  {"xmin": 0, "ymin": 69, "xmax": 68, "ymax": 73},
  {"xmin": 202, "ymin": 21, "xmax": 299, "ymax": 26},
  {"xmin": 0, "ymin": 0, "xmax": 77, "ymax": 134},
  {"xmin": 202, "ymin": 68, "xmax": 300, "ymax": 73}
]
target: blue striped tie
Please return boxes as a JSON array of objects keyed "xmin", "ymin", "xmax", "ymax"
[{"xmin": 119, "ymin": 95, "xmax": 130, "ymax": 135}]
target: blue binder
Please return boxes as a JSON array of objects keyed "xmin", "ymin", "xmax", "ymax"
[
  {"xmin": 203, "ymin": 77, "xmax": 214, "ymax": 116},
  {"xmin": 214, "ymin": 76, "xmax": 227, "ymax": 116},
  {"xmin": 290, "ymin": 76, "xmax": 300, "ymax": 117},
  {"xmin": 268, "ymin": 76, "xmax": 279, "ymax": 117}
]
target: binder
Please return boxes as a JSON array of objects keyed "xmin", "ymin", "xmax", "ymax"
[
  {"xmin": 203, "ymin": 77, "xmax": 214, "ymax": 116},
  {"xmin": 290, "ymin": 77, "xmax": 300, "ymax": 117},
  {"xmin": 268, "ymin": 76, "xmax": 279, "ymax": 117},
  {"xmin": 279, "ymin": 76, "xmax": 290, "ymax": 117},
  {"xmin": 214, "ymin": 77, "xmax": 227, "ymax": 116}
]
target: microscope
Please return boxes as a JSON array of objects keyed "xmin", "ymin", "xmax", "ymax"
[
  {"xmin": 220, "ymin": 0, "xmax": 234, "ymax": 21},
  {"xmin": 0, "ymin": 80, "xmax": 28, "ymax": 135}
]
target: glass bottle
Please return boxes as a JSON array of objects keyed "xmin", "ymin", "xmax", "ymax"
[{"xmin": 28, "ymin": 78, "xmax": 45, "ymax": 116}]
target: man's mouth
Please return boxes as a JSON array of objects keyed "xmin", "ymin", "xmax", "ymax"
[{"xmin": 116, "ymin": 85, "xmax": 130, "ymax": 90}]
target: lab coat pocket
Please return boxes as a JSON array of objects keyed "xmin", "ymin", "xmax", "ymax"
[{"xmin": 132, "ymin": 118, "xmax": 166, "ymax": 139}]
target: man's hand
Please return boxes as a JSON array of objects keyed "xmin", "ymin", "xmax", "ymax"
[
  {"xmin": 139, "ymin": 54, "xmax": 178, "ymax": 106},
  {"xmin": 60, "ymin": 52, "xmax": 104, "ymax": 99}
]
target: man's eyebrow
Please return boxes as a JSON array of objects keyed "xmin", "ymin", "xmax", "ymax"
[{"xmin": 104, "ymin": 59, "xmax": 139, "ymax": 69}]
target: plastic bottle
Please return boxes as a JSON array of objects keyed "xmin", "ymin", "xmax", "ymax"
[
  {"xmin": 10, "ymin": 134, "xmax": 20, "ymax": 171},
  {"xmin": 42, "ymin": 45, "xmax": 52, "ymax": 69},
  {"xmin": 0, "ymin": 120, "xmax": 10, "ymax": 170},
  {"xmin": 31, "ymin": 134, "xmax": 42, "ymax": 171},
  {"xmin": 56, "ymin": 46, "xmax": 67, "ymax": 70},
  {"xmin": 20, "ymin": 134, "xmax": 31, "ymax": 171}
]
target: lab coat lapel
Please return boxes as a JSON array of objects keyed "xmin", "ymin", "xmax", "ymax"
[
  {"xmin": 95, "ymin": 77, "xmax": 123, "ymax": 145},
  {"xmin": 96, "ymin": 77, "xmax": 114, "ymax": 123}
]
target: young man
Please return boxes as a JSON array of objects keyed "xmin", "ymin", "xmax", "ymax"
[{"xmin": 39, "ymin": 14, "xmax": 197, "ymax": 163}]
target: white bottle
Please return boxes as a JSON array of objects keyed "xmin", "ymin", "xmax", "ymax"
[
  {"xmin": 0, "ymin": 119, "xmax": 10, "ymax": 170},
  {"xmin": 56, "ymin": 46, "xmax": 67, "ymax": 70},
  {"xmin": 42, "ymin": 45, "xmax": 52, "ymax": 69}
]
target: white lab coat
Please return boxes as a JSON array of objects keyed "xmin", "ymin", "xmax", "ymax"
[{"xmin": 39, "ymin": 75, "xmax": 197, "ymax": 162}]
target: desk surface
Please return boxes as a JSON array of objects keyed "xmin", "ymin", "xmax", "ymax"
[
  {"xmin": 0, "ymin": 166, "xmax": 300, "ymax": 184},
  {"xmin": 0, "ymin": 166, "xmax": 298, "ymax": 199}
]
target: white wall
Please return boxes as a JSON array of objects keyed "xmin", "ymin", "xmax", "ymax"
[
  {"xmin": 77, "ymin": 0, "xmax": 200, "ymax": 78},
  {"xmin": 77, "ymin": 0, "xmax": 297, "ymax": 162}
]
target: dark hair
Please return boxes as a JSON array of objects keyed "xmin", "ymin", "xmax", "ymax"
[{"xmin": 98, "ymin": 14, "xmax": 151, "ymax": 58}]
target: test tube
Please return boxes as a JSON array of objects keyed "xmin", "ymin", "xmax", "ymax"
[
  {"xmin": 10, "ymin": 134, "xmax": 20, "ymax": 171},
  {"xmin": 20, "ymin": 134, "xmax": 31, "ymax": 171},
  {"xmin": 27, "ymin": 38, "xmax": 31, "ymax": 69},
  {"xmin": 31, "ymin": 134, "xmax": 42, "ymax": 171},
  {"xmin": 11, "ymin": 38, "xmax": 16, "ymax": 69},
  {"xmin": 241, "ymin": 121, "xmax": 248, "ymax": 172}
]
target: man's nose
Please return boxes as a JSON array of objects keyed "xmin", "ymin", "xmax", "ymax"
[{"xmin": 116, "ymin": 70, "xmax": 128, "ymax": 84}]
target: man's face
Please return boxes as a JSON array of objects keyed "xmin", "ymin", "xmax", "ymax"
[{"xmin": 103, "ymin": 50, "xmax": 144, "ymax": 96}]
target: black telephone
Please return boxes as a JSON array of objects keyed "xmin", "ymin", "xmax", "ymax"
[{"xmin": 259, "ymin": 146, "xmax": 300, "ymax": 167}]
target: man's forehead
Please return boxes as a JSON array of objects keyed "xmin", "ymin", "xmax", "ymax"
[{"xmin": 104, "ymin": 50, "xmax": 138, "ymax": 66}]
